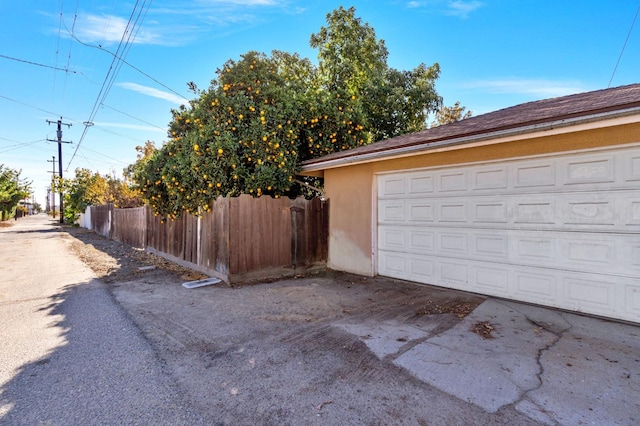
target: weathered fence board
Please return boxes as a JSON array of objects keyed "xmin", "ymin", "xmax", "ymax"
[
  {"xmin": 199, "ymin": 198, "xmax": 229, "ymax": 275},
  {"xmin": 229, "ymin": 194, "xmax": 292, "ymax": 275},
  {"xmin": 91, "ymin": 204, "xmax": 113, "ymax": 238},
  {"xmin": 88, "ymin": 196, "xmax": 328, "ymax": 283},
  {"xmin": 112, "ymin": 206, "xmax": 146, "ymax": 248}
]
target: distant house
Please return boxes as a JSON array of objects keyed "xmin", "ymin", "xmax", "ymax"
[
  {"xmin": 300, "ymin": 83, "xmax": 640, "ymax": 323},
  {"xmin": 17, "ymin": 200, "xmax": 34, "ymax": 216}
]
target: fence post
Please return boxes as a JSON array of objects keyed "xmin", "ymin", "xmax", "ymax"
[{"xmin": 290, "ymin": 204, "xmax": 306, "ymax": 268}]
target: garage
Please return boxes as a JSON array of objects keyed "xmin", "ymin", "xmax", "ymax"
[
  {"xmin": 300, "ymin": 83, "xmax": 640, "ymax": 323},
  {"xmin": 377, "ymin": 145, "xmax": 640, "ymax": 322}
]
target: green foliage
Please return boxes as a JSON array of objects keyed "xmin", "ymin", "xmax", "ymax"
[
  {"xmin": 133, "ymin": 6, "xmax": 443, "ymax": 219},
  {"xmin": 310, "ymin": 6, "xmax": 388, "ymax": 94},
  {"xmin": 0, "ymin": 165, "xmax": 31, "ymax": 221},
  {"xmin": 364, "ymin": 63, "xmax": 442, "ymax": 141},
  {"xmin": 60, "ymin": 168, "xmax": 142, "ymax": 223},
  {"xmin": 431, "ymin": 101, "xmax": 473, "ymax": 127}
]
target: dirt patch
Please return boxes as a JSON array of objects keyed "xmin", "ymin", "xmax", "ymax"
[
  {"xmin": 471, "ymin": 321, "xmax": 496, "ymax": 339},
  {"xmin": 58, "ymin": 226, "xmax": 544, "ymax": 425},
  {"xmin": 415, "ymin": 298, "xmax": 478, "ymax": 319},
  {"xmin": 62, "ymin": 226, "xmax": 207, "ymax": 283}
]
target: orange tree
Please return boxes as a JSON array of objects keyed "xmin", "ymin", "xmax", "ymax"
[
  {"xmin": 137, "ymin": 51, "xmax": 370, "ymax": 218},
  {"xmin": 134, "ymin": 6, "xmax": 442, "ymax": 219}
]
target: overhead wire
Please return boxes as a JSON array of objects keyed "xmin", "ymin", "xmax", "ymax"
[
  {"xmin": 0, "ymin": 93, "xmax": 139, "ymax": 168},
  {"xmin": 60, "ymin": 0, "xmax": 80, "ymax": 109},
  {"xmin": 0, "ymin": 54, "xmax": 76, "ymax": 74},
  {"xmin": 64, "ymin": 24, "xmax": 189, "ymax": 102},
  {"xmin": 67, "ymin": 0, "xmax": 154, "ymax": 169},
  {"xmin": 0, "ymin": 93, "xmax": 66, "ymax": 117},
  {"xmin": 608, "ymin": 4, "xmax": 640, "ymax": 87},
  {"xmin": 0, "ymin": 138, "xmax": 48, "ymax": 154},
  {"xmin": 51, "ymin": 0, "xmax": 64, "ymax": 101},
  {"xmin": 102, "ymin": 103, "xmax": 166, "ymax": 131}
]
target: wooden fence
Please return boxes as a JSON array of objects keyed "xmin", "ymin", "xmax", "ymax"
[{"xmin": 85, "ymin": 195, "xmax": 328, "ymax": 283}]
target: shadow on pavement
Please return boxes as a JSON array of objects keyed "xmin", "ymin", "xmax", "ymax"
[{"xmin": 0, "ymin": 278, "xmax": 208, "ymax": 425}]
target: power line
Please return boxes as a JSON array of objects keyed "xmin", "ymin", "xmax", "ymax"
[
  {"xmin": 68, "ymin": 0, "xmax": 155, "ymax": 169},
  {"xmin": 51, "ymin": 2, "xmax": 62, "ymax": 101},
  {"xmin": 608, "ymin": 4, "xmax": 640, "ymax": 88},
  {"xmin": 65, "ymin": 32, "xmax": 189, "ymax": 101},
  {"xmin": 0, "ymin": 93, "xmax": 67, "ymax": 118},
  {"xmin": 0, "ymin": 138, "xmax": 48, "ymax": 154},
  {"xmin": 0, "ymin": 54, "xmax": 76, "ymax": 74},
  {"xmin": 62, "ymin": 21, "xmax": 189, "ymax": 102},
  {"xmin": 102, "ymin": 104, "xmax": 166, "ymax": 130}
]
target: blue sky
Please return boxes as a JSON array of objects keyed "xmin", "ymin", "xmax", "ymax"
[{"xmin": 1, "ymin": 1, "xmax": 639, "ymax": 204}]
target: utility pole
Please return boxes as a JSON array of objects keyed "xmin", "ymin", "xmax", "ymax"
[
  {"xmin": 47, "ymin": 156, "xmax": 57, "ymax": 218},
  {"xmin": 47, "ymin": 118, "xmax": 72, "ymax": 224}
]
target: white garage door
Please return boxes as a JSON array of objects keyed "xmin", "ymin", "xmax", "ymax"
[{"xmin": 377, "ymin": 145, "xmax": 640, "ymax": 323}]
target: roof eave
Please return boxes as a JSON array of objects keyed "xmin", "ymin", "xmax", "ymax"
[{"xmin": 300, "ymin": 106, "xmax": 640, "ymax": 174}]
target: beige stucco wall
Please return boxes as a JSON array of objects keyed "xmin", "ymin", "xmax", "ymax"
[{"xmin": 322, "ymin": 122, "xmax": 640, "ymax": 276}]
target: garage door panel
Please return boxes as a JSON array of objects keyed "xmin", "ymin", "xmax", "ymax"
[
  {"xmin": 404, "ymin": 258, "xmax": 435, "ymax": 282},
  {"xmin": 439, "ymin": 232, "xmax": 468, "ymax": 255},
  {"xmin": 411, "ymin": 231, "xmax": 436, "ymax": 252},
  {"xmin": 408, "ymin": 202, "xmax": 435, "ymax": 222},
  {"xmin": 630, "ymin": 242, "xmax": 640, "ymax": 270},
  {"xmin": 512, "ymin": 160, "xmax": 556, "ymax": 188},
  {"xmin": 515, "ymin": 235, "xmax": 556, "ymax": 261},
  {"xmin": 379, "ymin": 228, "xmax": 406, "ymax": 250},
  {"xmin": 408, "ymin": 174, "xmax": 435, "ymax": 194},
  {"xmin": 438, "ymin": 170, "xmax": 468, "ymax": 192},
  {"xmin": 381, "ymin": 192, "xmax": 638, "ymax": 231},
  {"xmin": 380, "ymin": 176, "xmax": 406, "ymax": 196},
  {"xmin": 561, "ymin": 196, "xmax": 616, "ymax": 226},
  {"xmin": 378, "ymin": 200, "xmax": 405, "ymax": 222},
  {"xmin": 378, "ymin": 253, "xmax": 407, "ymax": 277},
  {"xmin": 472, "ymin": 165, "xmax": 508, "ymax": 190},
  {"xmin": 474, "ymin": 266, "xmax": 510, "ymax": 293},
  {"xmin": 513, "ymin": 271, "xmax": 558, "ymax": 303},
  {"xmin": 626, "ymin": 199, "xmax": 640, "ymax": 225},
  {"xmin": 377, "ymin": 145, "xmax": 640, "ymax": 323},
  {"xmin": 474, "ymin": 234, "xmax": 509, "ymax": 258},
  {"xmin": 561, "ymin": 237, "xmax": 616, "ymax": 267},
  {"xmin": 440, "ymin": 261, "xmax": 469, "ymax": 287},
  {"xmin": 626, "ymin": 154, "xmax": 640, "ymax": 181},
  {"xmin": 380, "ymin": 227, "xmax": 631, "ymax": 276},
  {"xmin": 439, "ymin": 202, "xmax": 468, "ymax": 222},
  {"xmin": 563, "ymin": 277, "xmax": 617, "ymax": 314},
  {"xmin": 626, "ymin": 286, "xmax": 640, "ymax": 316},
  {"xmin": 513, "ymin": 200, "xmax": 556, "ymax": 225},
  {"xmin": 473, "ymin": 201, "xmax": 508, "ymax": 223},
  {"xmin": 380, "ymin": 149, "xmax": 640, "ymax": 199},
  {"xmin": 378, "ymin": 227, "xmax": 436, "ymax": 253},
  {"xmin": 379, "ymin": 249, "xmax": 640, "ymax": 320},
  {"xmin": 562, "ymin": 155, "xmax": 616, "ymax": 185}
]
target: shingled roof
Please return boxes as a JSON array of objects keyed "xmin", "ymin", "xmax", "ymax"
[{"xmin": 301, "ymin": 83, "xmax": 640, "ymax": 170}]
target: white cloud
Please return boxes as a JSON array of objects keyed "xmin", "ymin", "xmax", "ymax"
[
  {"xmin": 73, "ymin": 14, "xmax": 164, "ymax": 45},
  {"xmin": 407, "ymin": 1, "xmax": 423, "ymax": 8},
  {"xmin": 117, "ymin": 82, "xmax": 187, "ymax": 105},
  {"xmin": 446, "ymin": 1, "xmax": 483, "ymax": 18},
  {"xmin": 461, "ymin": 78, "xmax": 587, "ymax": 98}
]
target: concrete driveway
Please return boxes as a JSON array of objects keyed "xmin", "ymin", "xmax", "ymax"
[{"xmin": 109, "ymin": 268, "xmax": 640, "ymax": 425}]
